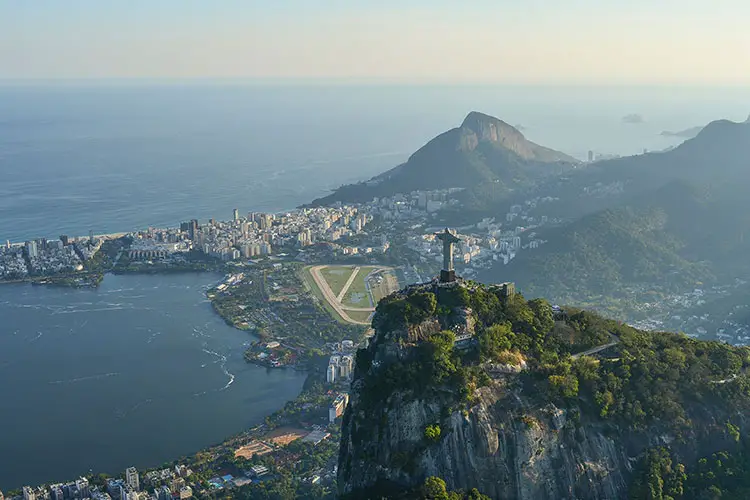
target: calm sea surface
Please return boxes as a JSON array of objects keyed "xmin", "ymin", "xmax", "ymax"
[
  {"xmin": 0, "ymin": 273, "xmax": 306, "ymax": 489},
  {"xmin": 2, "ymin": 84, "xmax": 749, "ymax": 242},
  {"xmin": 0, "ymin": 84, "xmax": 748, "ymax": 487}
]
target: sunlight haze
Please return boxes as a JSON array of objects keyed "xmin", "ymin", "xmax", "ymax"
[{"xmin": 2, "ymin": 0, "xmax": 749, "ymax": 83}]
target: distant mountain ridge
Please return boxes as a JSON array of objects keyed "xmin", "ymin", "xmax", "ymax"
[
  {"xmin": 660, "ymin": 114, "xmax": 750, "ymax": 139},
  {"xmin": 309, "ymin": 111, "xmax": 576, "ymax": 206},
  {"xmin": 660, "ymin": 125, "xmax": 704, "ymax": 139},
  {"xmin": 497, "ymin": 118, "xmax": 750, "ymax": 304}
]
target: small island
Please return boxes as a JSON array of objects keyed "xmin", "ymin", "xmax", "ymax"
[{"xmin": 622, "ymin": 113, "xmax": 645, "ymax": 124}]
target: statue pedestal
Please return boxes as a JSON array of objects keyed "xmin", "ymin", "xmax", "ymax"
[{"xmin": 440, "ymin": 270, "xmax": 456, "ymax": 283}]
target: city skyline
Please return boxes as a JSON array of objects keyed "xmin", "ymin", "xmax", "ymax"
[{"xmin": 2, "ymin": 1, "xmax": 749, "ymax": 84}]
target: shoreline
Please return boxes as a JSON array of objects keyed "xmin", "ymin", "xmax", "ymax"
[
  {"xmin": 0, "ymin": 270, "xmax": 315, "ymax": 492},
  {"xmin": 3, "ymin": 251, "xmax": 356, "ymax": 493}
]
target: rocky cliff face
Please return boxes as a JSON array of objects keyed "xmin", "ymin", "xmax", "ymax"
[
  {"xmin": 459, "ymin": 111, "xmax": 575, "ymax": 163},
  {"xmin": 339, "ymin": 356, "xmax": 631, "ymax": 499},
  {"xmin": 338, "ymin": 283, "xmax": 749, "ymax": 499}
]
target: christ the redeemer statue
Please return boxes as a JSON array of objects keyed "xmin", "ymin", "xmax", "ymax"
[{"xmin": 436, "ymin": 228, "xmax": 460, "ymax": 283}]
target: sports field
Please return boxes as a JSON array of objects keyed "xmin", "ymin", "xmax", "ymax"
[
  {"xmin": 234, "ymin": 440, "xmax": 273, "ymax": 459},
  {"xmin": 304, "ymin": 265, "xmax": 399, "ymax": 325},
  {"xmin": 319, "ymin": 266, "xmax": 353, "ymax": 298},
  {"xmin": 340, "ymin": 266, "xmax": 375, "ymax": 308}
]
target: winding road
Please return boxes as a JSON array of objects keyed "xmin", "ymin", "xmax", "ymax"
[{"xmin": 571, "ymin": 334, "xmax": 620, "ymax": 359}]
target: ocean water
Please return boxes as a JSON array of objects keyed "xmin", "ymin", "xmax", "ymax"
[
  {"xmin": 0, "ymin": 273, "xmax": 306, "ymax": 489},
  {"xmin": 2, "ymin": 84, "xmax": 749, "ymax": 242},
  {"xmin": 1, "ymin": 83, "xmax": 749, "ymax": 488}
]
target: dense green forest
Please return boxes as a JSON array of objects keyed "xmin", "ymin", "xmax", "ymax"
[{"xmin": 348, "ymin": 282, "xmax": 750, "ymax": 498}]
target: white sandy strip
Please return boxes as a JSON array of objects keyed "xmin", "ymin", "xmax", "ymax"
[{"xmin": 336, "ymin": 266, "xmax": 361, "ymax": 302}]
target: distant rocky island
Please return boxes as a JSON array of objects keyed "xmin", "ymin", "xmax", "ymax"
[{"xmin": 621, "ymin": 113, "xmax": 645, "ymax": 124}]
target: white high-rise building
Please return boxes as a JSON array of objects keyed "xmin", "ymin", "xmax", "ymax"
[
  {"xmin": 25, "ymin": 240, "xmax": 38, "ymax": 259},
  {"xmin": 326, "ymin": 364, "xmax": 336, "ymax": 383},
  {"xmin": 22, "ymin": 487, "xmax": 36, "ymax": 500},
  {"xmin": 339, "ymin": 355, "xmax": 354, "ymax": 380},
  {"xmin": 125, "ymin": 467, "xmax": 139, "ymax": 491},
  {"xmin": 76, "ymin": 478, "xmax": 91, "ymax": 498}
]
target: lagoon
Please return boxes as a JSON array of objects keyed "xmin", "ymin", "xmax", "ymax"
[{"xmin": 0, "ymin": 273, "xmax": 306, "ymax": 489}]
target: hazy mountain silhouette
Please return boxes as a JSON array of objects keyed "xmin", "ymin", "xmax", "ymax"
[
  {"xmin": 498, "ymin": 118, "xmax": 750, "ymax": 301},
  {"xmin": 310, "ymin": 112, "xmax": 576, "ymax": 206},
  {"xmin": 660, "ymin": 125, "xmax": 704, "ymax": 139}
]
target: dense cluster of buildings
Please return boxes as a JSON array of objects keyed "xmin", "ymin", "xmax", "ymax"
[
  {"xmin": 629, "ymin": 282, "xmax": 750, "ymax": 344},
  {"xmin": 13, "ymin": 466, "xmax": 195, "ymax": 500},
  {"xmin": 126, "ymin": 206, "xmax": 375, "ymax": 263},
  {"xmin": 390, "ymin": 195, "xmax": 561, "ymax": 277},
  {"xmin": 326, "ymin": 354, "xmax": 354, "ymax": 383},
  {"xmin": 0, "ymin": 236, "xmax": 103, "ymax": 280},
  {"xmin": 355, "ymin": 189, "xmax": 463, "ymax": 221},
  {"xmin": 325, "ymin": 339, "xmax": 357, "ymax": 384}
]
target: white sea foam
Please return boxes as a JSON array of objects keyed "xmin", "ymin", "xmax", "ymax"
[
  {"xmin": 198, "ymin": 347, "xmax": 235, "ymax": 391},
  {"xmin": 220, "ymin": 368, "xmax": 235, "ymax": 391},
  {"xmin": 49, "ymin": 372, "xmax": 120, "ymax": 384},
  {"xmin": 53, "ymin": 306, "xmax": 127, "ymax": 314},
  {"xmin": 118, "ymin": 398, "xmax": 153, "ymax": 418}
]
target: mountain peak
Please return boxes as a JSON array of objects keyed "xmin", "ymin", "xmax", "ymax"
[
  {"xmin": 460, "ymin": 111, "xmax": 525, "ymax": 148},
  {"xmin": 461, "ymin": 110, "xmax": 514, "ymax": 129},
  {"xmin": 308, "ymin": 110, "xmax": 576, "ymax": 207},
  {"xmin": 689, "ymin": 118, "xmax": 747, "ymax": 143},
  {"xmin": 458, "ymin": 111, "xmax": 576, "ymax": 163}
]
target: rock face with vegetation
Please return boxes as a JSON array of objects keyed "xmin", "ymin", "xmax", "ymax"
[{"xmin": 338, "ymin": 280, "xmax": 750, "ymax": 499}]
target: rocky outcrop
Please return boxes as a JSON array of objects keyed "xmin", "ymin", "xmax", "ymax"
[
  {"xmin": 338, "ymin": 288, "xmax": 748, "ymax": 499},
  {"xmin": 460, "ymin": 111, "xmax": 576, "ymax": 163},
  {"xmin": 339, "ymin": 370, "xmax": 632, "ymax": 499}
]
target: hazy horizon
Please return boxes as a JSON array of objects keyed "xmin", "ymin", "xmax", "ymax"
[{"xmin": 2, "ymin": 1, "xmax": 749, "ymax": 84}]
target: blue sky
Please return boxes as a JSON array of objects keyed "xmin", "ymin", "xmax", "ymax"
[{"xmin": 1, "ymin": 0, "xmax": 748, "ymax": 83}]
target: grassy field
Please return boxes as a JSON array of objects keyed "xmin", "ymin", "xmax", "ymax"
[
  {"xmin": 340, "ymin": 266, "xmax": 401, "ymax": 308},
  {"xmin": 320, "ymin": 266, "xmax": 356, "ymax": 297},
  {"xmin": 303, "ymin": 264, "xmax": 399, "ymax": 324},
  {"xmin": 340, "ymin": 266, "xmax": 377, "ymax": 309},
  {"xmin": 300, "ymin": 266, "xmax": 348, "ymax": 324},
  {"xmin": 346, "ymin": 310, "xmax": 374, "ymax": 324},
  {"xmin": 371, "ymin": 268, "xmax": 400, "ymax": 303}
]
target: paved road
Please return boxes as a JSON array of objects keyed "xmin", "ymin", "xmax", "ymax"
[
  {"xmin": 336, "ymin": 266, "xmax": 361, "ymax": 302},
  {"xmin": 571, "ymin": 334, "xmax": 619, "ymax": 359}
]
